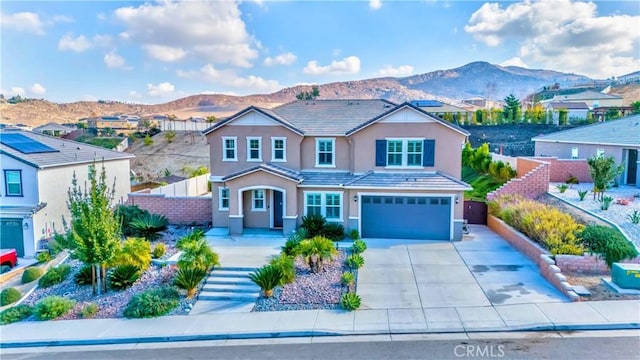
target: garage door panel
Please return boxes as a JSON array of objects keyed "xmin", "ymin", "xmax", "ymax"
[
  {"xmin": 362, "ymin": 196, "xmax": 451, "ymax": 240},
  {"xmin": 1, "ymin": 218, "xmax": 25, "ymax": 257}
]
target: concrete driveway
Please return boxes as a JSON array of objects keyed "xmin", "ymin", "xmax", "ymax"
[{"xmin": 358, "ymin": 225, "xmax": 566, "ymax": 310}]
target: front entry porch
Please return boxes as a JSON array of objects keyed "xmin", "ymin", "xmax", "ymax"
[{"xmin": 229, "ymin": 186, "xmax": 297, "ymax": 236}]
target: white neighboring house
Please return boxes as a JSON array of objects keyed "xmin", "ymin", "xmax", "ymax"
[
  {"xmin": 0, "ymin": 130, "xmax": 134, "ymax": 258},
  {"xmin": 544, "ymin": 102, "xmax": 590, "ymax": 124}
]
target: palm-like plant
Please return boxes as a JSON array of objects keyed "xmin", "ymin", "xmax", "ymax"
[
  {"xmin": 177, "ymin": 229, "xmax": 205, "ymax": 250},
  {"xmin": 249, "ymin": 265, "xmax": 283, "ymax": 298},
  {"xmin": 174, "ymin": 266, "xmax": 208, "ymax": 298},
  {"xmin": 177, "ymin": 238, "xmax": 219, "ymax": 271},
  {"xmin": 130, "ymin": 214, "xmax": 169, "ymax": 241},
  {"xmin": 296, "ymin": 236, "xmax": 337, "ymax": 273}
]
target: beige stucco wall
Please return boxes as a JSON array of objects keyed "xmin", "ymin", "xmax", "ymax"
[
  {"xmin": 242, "ymin": 190, "xmax": 270, "ymax": 228},
  {"xmin": 207, "ymin": 124, "xmax": 303, "ymax": 177},
  {"xmin": 220, "ymin": 171, "xmax": 298, "ymax": 218},
  {"xmin": 349, "ymin": 122, "xmax": 466, "ymax": 177},
  {"xmin": 299, "ymin": 137, "xmax": 351, "ymax": 171}
]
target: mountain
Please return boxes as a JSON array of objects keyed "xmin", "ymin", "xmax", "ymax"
[{"xmin": 0, "ymin": 62, "xmax": 617, "ymax": 127}]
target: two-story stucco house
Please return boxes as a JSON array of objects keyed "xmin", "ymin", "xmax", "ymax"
[
  {"xmin": 0, "ymin": 130, "xmax": 133, "ymax": 257},
  {"xmin": 204, "ymin": 100, "xmax": 471, "ymax": 241}
]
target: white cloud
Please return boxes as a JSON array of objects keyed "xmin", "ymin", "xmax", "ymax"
[
  {"xmin": 58, "ymin": 33, "xmax": 92, "ymax": 52},
  {"xmin": 147, "ymin": 82, "xmax": 176, "ymax": 97},
  {"xmin": 264, "ymin": 52, "xmax": 297, "ymax": 66},
  {"xmin": 369, "ymin": 0, "xmax": 382, "ymax": 10},
  {"xmin": 93, "ymin": 34, "xmax": 112, "ymax": 47},
  {"xmin": 465, "ymin": 0, "xmax": 640, "ymax": 78},
  {"xmin": 51, "ymin": 15, "xmax": 74, "ymax": 23},
  {"xmin": 143, "ymin": 45, "xmax": 187, "ymax": 62},
  {"xmin": 114, "ymin": 1, "xmax": 258, "ymax": 67},
  {"xmin": 177, "ymin": 64, "xmax": 281, "ymax": 92},
  {"xmin": 500, "ymin": 57, "xmax": 528, "ymax": 68},
  {"xmin": 30, "ymin": 83, "xmax": 47, "ymax": 95},
  {"xmin": 376, "ymin": 64, "xmax": 414, "ymax": 77},
  {"xmin": 1, "ymin": 12, "xmax": 45, "ymax": 35},
  {"xmin": 1, "ymin": 87, "xmax": 26, "ymax": 97},
  {"xmin": 303, "ymin": 56, "xmax": 361, "ymax": 75},
  {"xmin": 104, "ymin": 50, "xmax": 131, "ymax": 70}
]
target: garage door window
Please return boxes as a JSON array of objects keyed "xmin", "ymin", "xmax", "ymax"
[
  {"xmin": 4, "ymin": 170, "xmax": 22, "ymax": 197},
  {"xmin": 305, "ymin": 192, "xmax": 342, "ymax": 221}
]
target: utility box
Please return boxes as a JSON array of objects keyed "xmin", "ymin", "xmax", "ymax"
[{"xmin": 611, "ymin": 263, "xmax": 640, "ymax": 290}]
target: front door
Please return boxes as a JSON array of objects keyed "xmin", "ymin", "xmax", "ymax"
[
  {"xmin": 273, "ymin": 190, "xmax": 283, "ymax": 228},
  {"xmin": 627, "ymin": 149, "xmax": 638, "ymax": 185}
]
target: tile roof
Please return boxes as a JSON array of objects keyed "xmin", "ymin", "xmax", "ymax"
[
  {"xmin": 532, "ymin": 114, "xmax": 640, "ymax": 147},
  {"xmin": 0, "ymin": 130, "xmax": 134, "ymax": 169},
  {"xmin": 222, "ymin": 163, "xmax": 303, "ymax": 182},
  {"xmin": 344, "ymin": 171, "xmax": 472, "ymax": 191},
  {"xmin": 298, "ymin": 171, "xmax": 360, "ymax": 186},
  {"xmin": 553, "ymin": 90, "xmax": 622, "ymax": 101},
  {"xmin": 32, "ymin": 122, "xmax": 75, "ymax": 133}
]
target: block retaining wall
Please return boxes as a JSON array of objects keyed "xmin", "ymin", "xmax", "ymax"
[
  {"xmin": 487, "ymin": 158, "xmax": 550, "ymax": 201},
  {"xmin": 127, "ymin": 193, "xmax": 212, "ymax": 225},
  {"xmin": 532, "ymin": 157, "xmax": 591, "ymax": 183},
  {"xmin": 555, "ymin": 254, "xmax": 640, "ymax": 274}
]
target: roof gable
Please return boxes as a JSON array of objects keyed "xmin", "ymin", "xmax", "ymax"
[{"xmin": 202, "ymin": 106, "xmax": 304, "ymax": 136}]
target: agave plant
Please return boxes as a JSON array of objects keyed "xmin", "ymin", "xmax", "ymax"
[
  {"xmin": 269, "ymin": 254, "xmax": 296, "ymax": 285},
  {"xmin": 351, "ymin": 239, "xmax": 367, "ymax": 254},
  {"xmin": 340, "ymin": 272, "xmax": 355, "ymax": 287},
  {"xmin": 173, "ymin": 266, "xmax": 208, "ymax": 298},
  {"xmin": 130, "ymin": 214, "xmax": 169, "ymax": 241},
  {"xmin": 345, "ymin": 254, "xmax": 365, "ymax": 269},
  {"xmin": 108, "ymin": 264, "xmax": 141, "ymax": 290},
  {"xmin": 340, "ymin": 292, "xmax": 361, "ymax": 311},
  {"xmin": 296, "ymin": 236, "xmax": 337, "ymax": 273},
  {"xmin": 248, "ymin": 265, "xmax": 283, "ymax": 298}
]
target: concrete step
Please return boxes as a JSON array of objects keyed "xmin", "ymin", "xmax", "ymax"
[
  {"xmin": 216, "ymin": 267, "xmax": 258, "ymax": 272},
  {"xmin": 205, "ymin": 278, "xmax": 255, "ymax": 286},
  {"xmin": 198, "ymin": 292, "xmax": 260, "ymax": 302},
  {"xmin": 210, "ymin": 270, "xmax": 255, "ymax": 278},
  {"xmin": 202, "ymin": 283, "xmax": 260, "ymax": 293}
]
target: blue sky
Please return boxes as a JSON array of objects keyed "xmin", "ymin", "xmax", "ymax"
[{"xmin": 1, "ymin": 0, "xmax": 638, "ymax": 104}]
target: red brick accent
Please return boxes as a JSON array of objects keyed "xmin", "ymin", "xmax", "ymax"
[
  {"xmin": 487, "ymin": 158, "xmax": 550, "ymax": 201},
  {"xmin": 531, "ymin": 157, "xmax": 591, "ymax": 183},
  {"xmin": 127, "ymin": 194, "xmax": 212, "ymax": 225},
  {"xmin": 555, "ymin": 254, "xmax": 640, "ymax": 274}
]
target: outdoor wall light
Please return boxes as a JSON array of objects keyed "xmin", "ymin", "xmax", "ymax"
[
  {"xmin": 353, "ymin": 195, "xmax": 358, "ymax": 202},
  {"xmin": 455, "ymin": 195, "xmax": 459, "ymax": 204},
  {"xmin": 23, "ymin": 222, "xmax": 29, "ymax": 230}
]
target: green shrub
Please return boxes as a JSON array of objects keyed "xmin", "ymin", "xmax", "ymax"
[
  {"xmin": 152, "ymin": 243, "xmax": 166, "ymax": 259},
  {"xmin": 628, "ymin": 210, "xmax": 640, "ymax": 224},
  {"xmin": 36, "ymin": 251, "xmax": 51, "ymax": 264},
  {"xmin": 177, "ymin": 237, "xmax": 219, "ymax": 271},
  {"xmin": 173, "ymin": 266, "xmax": 208, "ymax": 298},
  {"xmin": 282, "ymin": 229, "xmax": 306, "ymax": 256},
  {"xmin": 34, "ymin": 296, "xmax": 76, "ymax": 320},
  {"xmin": 346, "ymin": 254, "xmax": 365, "ymax": 269},
  {"xmin": 74, "ymin": 265, "xmax": 93, "ymax": 285},
  {"xmin": 38, "ymin": 265, "xmax": 72, "ymax": 288},
  {"xmin": 296, "ymin": 236, "xmax": 337, "ymax": 273},
  {"xmin": 108, "ymin": 264, "xmax": 141, "ymax": 290},
  {"xmin": 80, "ymin": 303, "xmax": 98, "ymax": 318},
  {"xmin": 115, "ymin": 205, "xmax": 151, "ymax": 236},
  {"xmin": 112, "ymin": 237, "xmax": 151, "ymax": 270},
  {"xmin": 130, "ymin": 213, "xmax": 168, "ymax": 241},
  {"xmin": 301, "ymin": 214, "xmax": 326, "ymax": 238},
  {"xmin": 321, "ymin": 222, "xmax": 345, "ymax": 241},
  {"xmin": 340, "ymin": 272, "xmax": 355, "ymax": 286},
  {"xmin": 143, "ymin": 135, "xmax": 153, "ymax": 146},
  {"xmin": 348, "ymin": 229, "xmax": 360, "ymax": 240},
  {"xmin": 565, "ymin": 174, "xmax": 579, "ymax": 184},
  {"xmin": 0, "ymin": 304, "xmax": 32, "ymax": 325},
  {"xmin": 21, "ymin": 267, "xmax": 44, "ymax": 284},
  {"xmin": 600, "ymin": 195, "xmax": 614, "ymax": 210},
  {"xmin": 580, "ymin": 226, "xmax": 639, "ymax": 268},
  {"xmin": 577, "ymin": 189, "xmax": 589, "ymax": 201},
  {"xmin": 351, "ymin": 239, "xmax": 367, "ymax": 254},
  {"xmin": 0, "ymin": 287, "xmax": 22, "ymax": 306},
  {"xmin": 340, "ymin": 292, "xmax": 361, "ymax": 311},
  {"xmin": 556, "ymin": 184, "xmax": 569, "ymax": 193},
  {"xmin": 176, "ymin": 229, "xmax": 205, "ymax": 250},
  {"xmin": 249, "ymin": 265, "xmax": 283, "ymax": 298},
  {"xmin": 124, "ymin": 286, "xmax": 179, "ymax": 318},
  {"xmin": 269, "ymin": 254, "xmax": 296, "ymax": 285}
]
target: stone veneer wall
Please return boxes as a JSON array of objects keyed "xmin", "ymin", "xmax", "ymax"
[{"xmin": 127, "ymin": 193, "xmax": 212, "ymax": 225}]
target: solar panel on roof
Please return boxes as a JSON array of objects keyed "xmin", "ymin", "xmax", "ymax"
[{"xmin": 0, "ymin": 133, "xmax": 59, "ymax": 154}]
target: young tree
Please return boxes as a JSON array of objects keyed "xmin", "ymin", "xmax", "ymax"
[
  {"xmin": 164, "ymin": 130, "xmax": 176, "ymax": 143},
  {"xmin": 558, "ymin": 108, "xmax": 568, "ymax": 125},
  {"xmin": 631, "ymin": 100, "xmax": 640, "ymax": 114},
  {"xmin": 503, "ymin": 94, "xmax": 522, "ymax": 124},
  {"xmin": 67, "ymin": 164, "xmax": 121, "ymax": 295},
  {"xmin": 587, "ymin": 155, "xmax": 624, "ymax": 200},
  {"xmin": 205, "ymin": 115, "xmax": 217, "ymax": 123}
]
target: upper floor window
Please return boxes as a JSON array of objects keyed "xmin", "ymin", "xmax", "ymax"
[
  {"xmin": 222, "ymin": 137, "xmax": 237, "ymax": 161},
  {"xmin": 304, "ymin": 192, "xmax": 342, "ymax": 221},
  {"xmin": 4, "ymin": 170, "xmax": 23, "ymax": 197},
  {"xmin": 271, "ymin": 137, "xmax": 286, "ymax": 162},
  {"xmin": 384, "ymin": 139, "xmax": 424, "ymax": 167},
  {"xmin": 218, "ymin": 187, "xmax": 229, "ymax": 211},
  {"xmin": 316, "ymin": 138, "xmax": 335, "ymax": 167},
  {"xmin": 571, "ymin": 147, "xmax": 579, "ymax": 159},
  {"xmin": 252, "ymin": 189, "xmax": 265, "ymax": 211},
  {"xmin": 247, "ymin": 137, "xmax": 262, "ymax": 162}
]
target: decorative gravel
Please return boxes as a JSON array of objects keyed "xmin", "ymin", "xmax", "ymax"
[
  {"xmin": 253, "ymin": 251, "xmax": 349, "ymax": 311},
  {"xmin": 549, "ymin": 183, "xmax": 640, "ymax": 248}
]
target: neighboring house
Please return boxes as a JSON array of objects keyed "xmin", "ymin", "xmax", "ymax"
[
  {"xmin": 0, "ymin": 130, "xmax": 133, "ymax": 257},
  {"xmin": 33, "ymin": 122, "xmax": 75, "ymax": 137},
  {"xmin": 411, "ymin": 100, "xmax": 472, "ymax": 125},
  {"xmin": 550, "ymin": 90, "xmax": 623, "ymax": 109},
  {"xmin": 532, "ymin": 114, "xmax": 640, "ymax": 187},
  {"xmin": 203, "ymin": 100, "xmax": 471, "ymax": 241},
  {"xmin": 543, "ymin": 102, "xmax": 589, "ymax": 124},
  {"xmin": 87, "ymin": 116, "xmax": 139, "ymax": 135}
]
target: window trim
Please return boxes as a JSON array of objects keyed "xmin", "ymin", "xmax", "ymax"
[
  {"xmin": 4, "ymin": 169, "xmax": 23, "ymax": 197},
  {"xmin": 252, "ymin": 189, "xmax": 266, "ymax": 211},
  {"xmin": 246, "ymin": 136, "xmax": 262, "ymax": 162},
  {"xmin": 303, "ymin": 191, "xmax": 343, "ymax": 222},
  {"xmin": 315, "ymin": 138, "xmax": 336, "ymax": 168},
  {"xmin": 222, "ymin": 136, "xmax": 237, "ymax": 161},
  {"xmin": 571, "ymin": 147, "xmax": 579, "ymax": 160},
  {"xmin": 384, "ymin": 138, "xmax": 425, "ymax": 169},
  {"xmin": 218, "ymin": 187, "xmax": 230, "ymax": 211},
  {"xmin": 271, "ymin": 137, "xmax": 287, "ymax": 162}
]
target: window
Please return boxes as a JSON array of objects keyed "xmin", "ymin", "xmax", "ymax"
[
  {"xmin": 571, "ymin": 147, "xmax": 579, "ymax": 159},
  {"xmin": 271, "ymin": 137, "xmax": 286, "ymax": 162},
  {"xmin": 304, "ymin": 192, "xmax": 342, "ymax": 221},
  {"xmin": 316, "ymin": 138, "xmax": 335, "ymax": 167},
  {"xmin": 252, "ymin": 189, "xmax": 265, "ymax": 211},
  {"xmin": 4, "ymin": 170, "xmax": 22, "ymax": 196},
  {"xmin": 247, "ymin": 137, "xmax": 262, "ymax": 161},
  {"xmin": 386, "ymin": 139, "xmax": 424, "ymax": 167},
  {"xmin": 218, "ymin": 187, "xmax": 229, "ymax": 211},
  {"xmin": 222, "ymin": 137, "xmax": 237, "ymax": 161}
]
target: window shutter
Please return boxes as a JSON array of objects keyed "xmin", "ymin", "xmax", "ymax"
[
  {"xmin": 423, "ymin": 139, "xmax": 435, "ymax": 167},
  {"xmin": 375, "ymin": 140, "xmax": 387, "ymax": 166}
]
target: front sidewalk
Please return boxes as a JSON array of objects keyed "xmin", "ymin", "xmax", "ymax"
[{"xmin": 2, "ymin": 300, "xmax": 638, "ymax": 348}]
